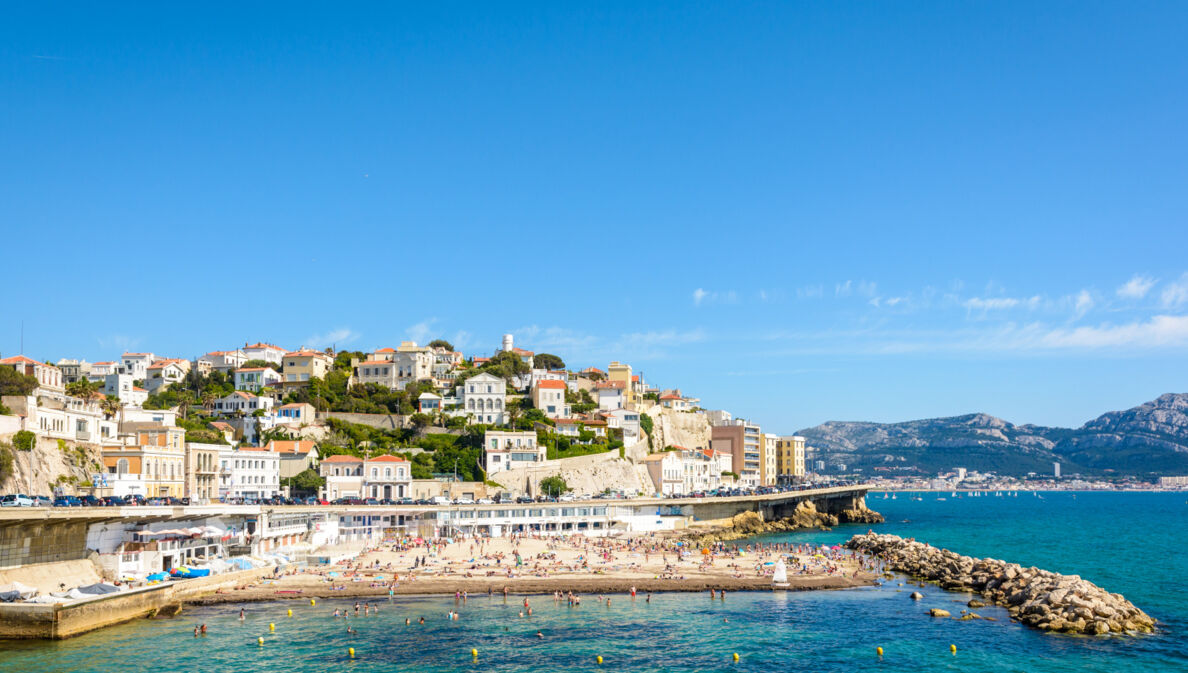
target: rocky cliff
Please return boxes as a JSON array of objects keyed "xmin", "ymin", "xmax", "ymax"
[{"xmin": 797, "ymin": 393, "xmax": 1188, "ymax": 476}]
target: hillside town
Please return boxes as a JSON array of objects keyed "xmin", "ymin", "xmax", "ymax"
[{"xmin": 0, "ymin": 333, "xmax": 810, "ymax": 508}]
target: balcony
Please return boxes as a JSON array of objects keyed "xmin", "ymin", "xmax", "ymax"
[{"xmin": 75, "ymin": 430, "xmax": 91, "ymax": 441}]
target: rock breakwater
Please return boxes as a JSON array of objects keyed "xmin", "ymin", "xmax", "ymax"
[
  {"xmin": 846, "ymin": 533, "xmax": 1155, "ymax": 635},
  {"xmin": 686, "ymin": 500, "xmax": 884, "ymax": 544}
]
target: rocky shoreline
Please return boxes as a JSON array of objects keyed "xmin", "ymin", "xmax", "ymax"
[
  {"xmin": 684, "ymin": 500, "xmax": 885, "ymax": 545},
  {"xmin": 846, "ymin": 532, "xmax": 1156, "ymax": 635}
]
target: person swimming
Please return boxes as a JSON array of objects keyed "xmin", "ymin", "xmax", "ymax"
[
  {"xmin": 239, "ymin": 608, "xmax": 245, "ymax": 621},
  {"xmin": 536, "ymin": 631, "xmax": 544, "ymax": 638}
]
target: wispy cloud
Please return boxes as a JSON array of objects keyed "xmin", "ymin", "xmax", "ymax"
[
  {"xmin": 796, "ymin": 284, "xmax": 824, "ymax": 299},
  {"xmin": 1117, "ymin": 274, "xmax": 1156, "ymax": 300},
  {"xmin": 98, "ymin": 334, "xmax": 141, "ymax": 351},
  {"xmin": 691, "ymin": 288, "xmax": 738, "ymax": 307},
  {"xmin": 305, "ymin": 327, "xmax": 359, "ymax": 348},
  {"xmin": 835, "ymin": 280, "xmax": 877, "ymax": 298},
  {"xmin": 963, "ymin": 296, "xmax": 1031, "ymax": 311},
  {"xmin": 1161, "ymin": 273, "xmax": 1188, "ymax": 308},
  {"xmin": 405, "ymin": 318, "xmax": 437, "ymax": 345}
]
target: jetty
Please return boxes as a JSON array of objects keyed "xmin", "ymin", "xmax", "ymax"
[{"xmin": 846, "ymin": 533, "xmax": 1156, "ymax": 635}]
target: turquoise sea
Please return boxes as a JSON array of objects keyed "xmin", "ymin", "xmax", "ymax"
[{"xmin": 2, "ymin": 491, "xmax": 1185, "ymax": 672}]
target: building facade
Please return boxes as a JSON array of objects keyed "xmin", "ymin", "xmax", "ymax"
[{"xmin": 484, "ymin": 430, "xmax": 545, "ymax": 475}]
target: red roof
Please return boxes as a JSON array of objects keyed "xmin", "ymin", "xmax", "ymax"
[
  {"xmin": 277, "ymin": 403, "xmax": 309, "ymax": 409},
  {"xmin": 535, "ymin": 380, "xmax": 566, "ymax": 389},
  {"xmin": 244, "ymin": 342, "xmax": 285, "ymax": 351},
  {"xmin": 0, "ymin": 355, "xmax": 55, "ymax": 367},
  {"xmin": 285, "ymin": 350, "xmax": 328, "ymax": 358},
  {"xmin": 356, "ymin": 360, "xmax": 390, "ymax": 366},
  {"xmin": 236, "ymin": 367, "xmax": 268, "ymax": 372},
  {"xmin": 375, "ymin": 347, "xmax": 396, "ymax": 353},
  {"xmin": 266, "ymin": 440, "xmax": 316, "ymax": 455},
  {"xmin": 595, "ymin": 380, "xmax": 626, "ymax": 389},
  {"xmin": 367, "ymin": 455, "xmax": 408, "ymax": 463},
  {"xmin": 511, "ymin": 347, "xmax": 535, "ymax": 356},
  {"xmin": 659, "ymin": 393, "xmax": 682, "ymax": 400},
  {"xmin": 581, "ymin": 367, "xmax": 604, "ymax": 375},
  {"xmin": 321, "ymin": 454, "xmax": 362, "ymax": 463}
]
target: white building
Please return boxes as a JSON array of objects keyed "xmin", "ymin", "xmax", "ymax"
[
  {"xmin": 594, "ymin": 380, "xmax": 626, "ymax": 411},
  {"xmin": 1, "ymin": 394, "xmax": 117, "ymax": 444},
  {"xmin": 212, "ymin": 390, "xmax": 274, "ymax": 416},
  {"xmin": 393, "ymin": 342, "xmax": 434, "ymax": 388},
  {"xmin": 457, "ymin": 372, "xmax": 507, "ymax": 425},
  {"xmin": 320, "ymin": 455, "xmax": 364, "ymax": 499},
  {"xmin": 118, "ymin": 352, "xmax": 156, "ymax": 380},
  {"xmin": 218, "ymin": 447, "xmax": 281, "ymax": 500},
  {"xmin": 531, "ymin": 379, "xmax": 570, "ymax": 419},
  {"xmin": 484, "ymin": 430, "xmax": 545, "ymax": 475},
  {"xmin": 242, "ymin": 342, "xmax": 288, "ymax": 365},
  {"xmin": 641, "ymin": 448, "xmax": 724, "ymax": 496},
  {"xmin": 144, "ymin": 359, "xmax": 188, "ymax": 393},
  {"xmin": 605, "ymin": 408, "xmax": 642, "ymax": 446},
  {"xmin": 87, "ymin": 361, "xmax": 119, "ymax": 382},
  {"xmin": 199, "ymin": 350, "xmax": 248, "ymax": 373},
  {"xmin": 234, "ymin": 366, "xmax": 282, "ymax": 392},
  {"xmin": 104, "ymin": 373, "xmax": 148, "ymax": 407}
]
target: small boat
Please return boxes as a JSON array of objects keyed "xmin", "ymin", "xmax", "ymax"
[{"xmin": 772, "ymin": 558, "xmax": 789, "ymax": 590}]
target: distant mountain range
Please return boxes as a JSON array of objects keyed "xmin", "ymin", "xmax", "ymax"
[{"xmin": 796, "ymin": 393, "xmax": 1188, "ymax": 477}]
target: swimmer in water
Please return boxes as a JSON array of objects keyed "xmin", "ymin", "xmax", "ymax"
[
  {"xmin": 194, "ymin": 626, "xmax": 200, "ymax": 637},
  {"xmin": 536, "ymin": 631, "xmax": 544, "ymax": 638},
  {"xmin": 239, "ymin": 608, "xmax": 245, "ymax": 621},
  {"xmin": 419, "ymin": 617, "xmax": 425, "ymax": 624},
  {"xmin": 405, "ymin": 617, "xmax": 411, "ymax": 625},
  {"xmin": 200, "ymin": 624, "xmax": 207, "ymax": 634}
]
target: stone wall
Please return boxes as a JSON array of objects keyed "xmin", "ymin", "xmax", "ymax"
[
  {"xmin": 0, "ymin": 519, "xmax": 91, "ymax": 569},
  {"xmin": 319, "ymin": 411, "xmax": 403, "ymax": 430}
]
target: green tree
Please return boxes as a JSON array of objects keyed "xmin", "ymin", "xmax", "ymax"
[
  {"xmin": 0, "ymin": 443, "xmax": 14, "ymax": 482},
  {"xmin": 0, "ymin": 367, "xmax": 38, "ymax": 396},
  {"xmin": 13, "ymin": 430, "xmax": 36, "ymax": 452},
  {"xmin": 409, "ymin": 413, "xmax": 432, "ymax": 429},
  {"xmin": 282, "ymin": 468, "xmax": 325, "ymax": 495},
  {"xmin": 540, "ymin": 475, "xmax": 568, "ymax": 497},
  {"xmin": 427, "ymin": 339, "xmax": 454, "ymax": 351},
  {"xmin": 534, "ymin": 353, "xmax": 565, "ymax": 370},
  {"xmin": 241, "ymin": 359, "xmax": 282, "ymax": 372}
]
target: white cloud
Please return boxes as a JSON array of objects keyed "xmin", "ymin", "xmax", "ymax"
[
  {"xmin": 1116, "ymin": 274, "xmax": 1156, "ymax": 300},
  {"xmin": 615, "ymin": 329, "xmax": 705, "ymax": 348},
  {"xmin": 405, "ymin": 318, "xmax": 437, "ymax": 345},
  {"xmin": 1073, "ymin": 290, "xmax": 1094, "ymax": 318},
  {"xmin": 305, "ymin": 327, "xmax": 358, "ymax": 348},
  {"xmin": 1161, "ymin": 273, "xmax": 1188, "ymax": 308},
  {"xmin": 451, "ymin": 330, "xmax": 473, "ymax": 351},
  {"xmin": 1034, "ymin": 314, "xmax": 1188, "ymax": 349},
  {"xmin": 963, "ymin": 297, "xmax": 1020, "ymax": 311},
  {"xmin": 691, "ymin": 288, "xmax": 737, "ymax": 307}
]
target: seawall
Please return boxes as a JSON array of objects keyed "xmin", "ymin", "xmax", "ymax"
[{"xmin": 0, "ymin": 566, "xmax": 277, "ymax": 640}]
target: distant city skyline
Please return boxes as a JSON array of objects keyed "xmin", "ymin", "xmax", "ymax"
[{"xmin": 3, "ymin": 3, "xmax": 1186, "ymax": 433}]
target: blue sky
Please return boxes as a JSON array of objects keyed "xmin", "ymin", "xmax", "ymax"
[{"xmin": 3, "ymin": 3, "xmax": 1187, "ymax": 432}]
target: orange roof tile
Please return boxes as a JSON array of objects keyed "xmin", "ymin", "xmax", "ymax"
[
  {"xmin": 0, "ymin": 355, "xmax": 56, "ymax": 367},
  {"xmin": 367, "ymin": 455, "xmax": 408, "ymax": 463},
  {"xmin": 321, "ymin": 454, "xmax": 362, "ymax": 463},
  {"xmin": 535, "ymin": 380, "xmax": 567, "ymax": 389}
]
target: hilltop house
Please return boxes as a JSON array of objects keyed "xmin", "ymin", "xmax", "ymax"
[
  {"xmin": 145, "ymin": 359, "xmax": 189, "ymax": 393},
  {"xmin": 265, "ymin": 439, "xmax": 319, "ymax": 479},
  {"xmin": 319, "ymin": 455, "xmax": 363, "ymax": 500},
  {"xmin": 282, "ymin": 350, "xmax": 333, "ymax": 388},
  {"xmin": 0, "ymin": 355, "xmax": 64, "ymax": 395},
  {"xmin": 242, "ymin": 342, "xmax": 288, "ymax": 365},
  {"xmin": 234, "ymin": 366, "xmax": 282, "ymax": 392},
  {"xmin": 531, "ymin": 379, "xmax": 570, "ymax": 419},
  {"xmin": 198, "ymin": 350, "xmax": 247, "ymax": 373},
  {"xmin": 456, "ymin": 372, "xmax": 506, "ymax": 425},
  {"xmin": 118, "ymin": 352, "xmax": 155, "ymax": 380},
  {"xmin": 594, "ymin": 380, "xmax": 626, "ymax": 411},
  {"xmin": 274, "ymin": 402, "xmax": 316, "ymax": 425},
  {"xmin": 212, "ymin": 391, "xmax": 274, "ymax": 416}
]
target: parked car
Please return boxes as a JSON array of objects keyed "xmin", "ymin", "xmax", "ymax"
[
  {"xmin": 79, "ymin": 495, "xmax": 104, "ymax": 507},
  {"xmin": 430, "ymin": 496, "xmax": 451, "ymax": 505},
  {"xmin": 477, "ymin": 498, "xmax": 494, "ymax": 504},
  {"xmin": 52, "ymin": 495, "xmax": 82, "ymax": 507},
  {"xmin": 454, "ymin": 497, "xmax": 475, "ymax": 505},
  {"xmin": 364, "ymin": 498, "xmax": 380, "ymax": 506},
  {"xmin": 0, "ymin": 494, "xmax": 34, "ymax": 507},
  {"xmin": 558, "ymin": 494, "xmax": 575, "ymax": 502}
]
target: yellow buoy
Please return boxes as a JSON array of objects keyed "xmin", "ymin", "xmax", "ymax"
[
  {"xmin": 950, "ymin": 644, "xmax": 957, "ymax": 654},
  {"xmin": 257, "ymin": 637, "xmax": 264, "ymax": 646},
  {"xmin": 733, "ymin": 653, "xmax": 740, "ymax": 662},
  {"xmin": 349, "ymin": 647, "xmax": 355, "ymax": 659},
  {"xmin": 287, "ymin": 609, "xmax": 293, "ymax": 617},
  {"xmin": 876, "ymin": 646, "xmax": 884, "ymax": 657},
  {"xmin": 471, "ymin": 648, "xmax": 478, "ymax": 658},
  {"xmin": 596, "ymin": 655, "xmax": 604, "ymax": 664},
  {"xmin": 269, "ymin": 623, "xmax": 275, "ymax": 632},
  {"xmin": 310, "ymin": 599, "xmax": 316, "ymax": 606}
]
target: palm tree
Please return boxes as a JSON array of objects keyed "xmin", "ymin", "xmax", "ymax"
[
  {"xmin": 201, "ymin": 391, "xmax": 216, "ymax": 414},
  {"xmin": 176, "ymin": 391, "xmax": 194, "ymax": 421},
  {"xmin": 100, "ymin": 396, "xmax": 124, "ymax": 435}
]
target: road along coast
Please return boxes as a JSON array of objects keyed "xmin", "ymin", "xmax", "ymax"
[{"xmin": 846, "ymin": 532, "xmax": 1156, "ymax": 635}]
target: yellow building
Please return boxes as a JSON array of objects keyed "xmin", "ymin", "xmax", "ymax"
[
  {"xmin": 282, "ymin": 349, "xmax": 333, "ymax": 387},
  {"xmin": 776, "ymin": 435, "xmax": 806, "ymax": 480},
  {"xmin": 607, "ymin": 361, "xmax": 634, "ymax": 408},
  {"xmin": 760, "ymin": 433, "xmax": 779, "ymax": 486},
  {"xmin": 102, "ymin": 424, "xmax": 186, "ymax": 497}
]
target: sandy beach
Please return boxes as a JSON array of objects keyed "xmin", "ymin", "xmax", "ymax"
[{"xmin": 191, "ymin": 533, "xmax": 875, "ymax": 605}]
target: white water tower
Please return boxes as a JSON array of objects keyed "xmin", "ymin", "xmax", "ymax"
[{"xmin": 501, "ymin": 333, "xmax": 514, "ymax": 352}]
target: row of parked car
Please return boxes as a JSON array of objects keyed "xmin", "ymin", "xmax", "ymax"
[
  {"xmin": 0, "ymin": 494, "xmax": 196, "ymax": 507},
  {"xmin": 663, "ymin": 480, "xmax": 851, "ymax": 499}
]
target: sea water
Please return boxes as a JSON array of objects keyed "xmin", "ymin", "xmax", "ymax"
[{"xmin": 1, "ymin": 491, "xmax": 1185, "ymax": 672}]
